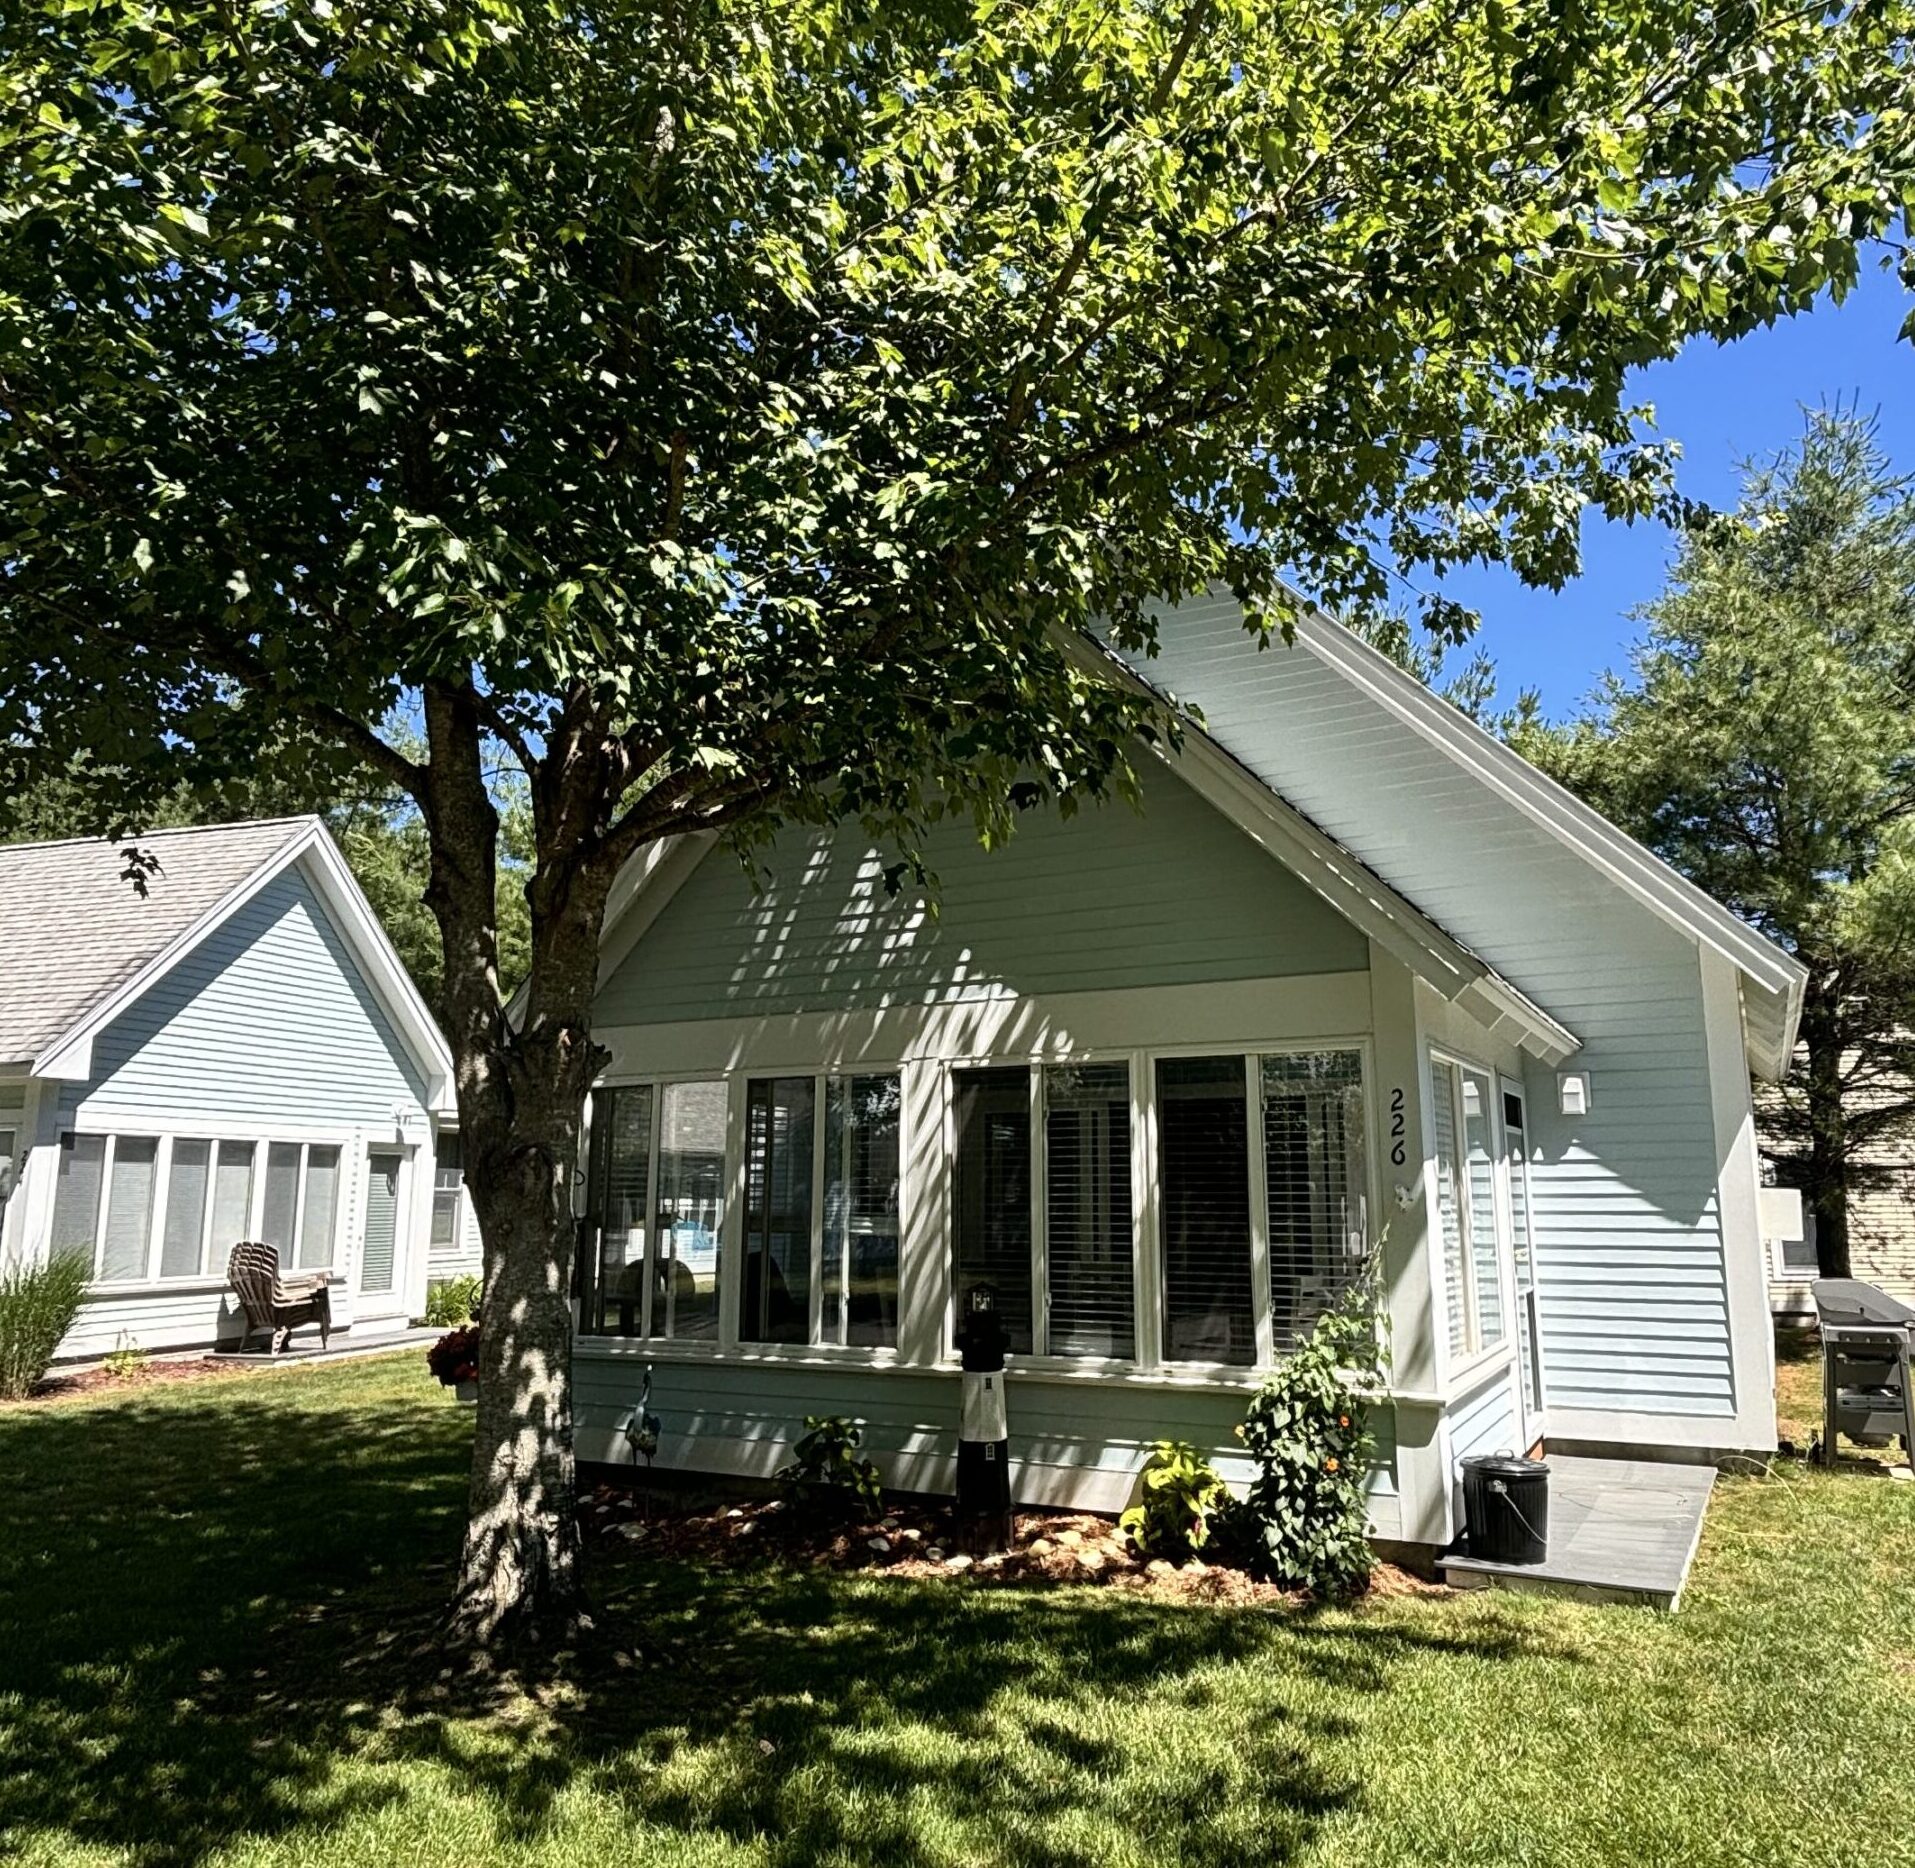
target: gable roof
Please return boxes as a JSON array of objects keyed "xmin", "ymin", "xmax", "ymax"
[
  {"xmin": 0, "ymin": 817, "xmax": 455, "ymax": 1107},
  {"xmin": 1107, "ymin": 592, "xmax": 1807, "ymax": 1080}
]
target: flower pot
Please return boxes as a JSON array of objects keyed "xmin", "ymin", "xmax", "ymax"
[{"xmin": 454, "ymin": 1379, "xmax": 478, "ymax": 1404}]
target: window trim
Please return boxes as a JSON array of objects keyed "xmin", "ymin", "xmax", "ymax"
[{"xmin": 1427, "ymin": 1045, "xmax": 1517, "ymax": 1384}]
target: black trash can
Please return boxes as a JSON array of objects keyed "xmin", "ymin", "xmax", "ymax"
[{"xmin": 1461, "ymin": 1454, "xmax": 1549, "ymax": 1564}]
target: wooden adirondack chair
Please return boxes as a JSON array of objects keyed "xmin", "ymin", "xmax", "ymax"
[{"xmin": 226, "ymin": 1241, "xmax": 332, "ymax": 1353}]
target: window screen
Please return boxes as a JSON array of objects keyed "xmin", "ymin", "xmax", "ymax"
[
  {"xmin": 298, "ymin": 1145, "xmax": 340, "ymax": 1270},
  {"xmin": 1157, "ymin": 1056, "xmax": 1254, "ymax": 1365},
  {"xmin": 952, "ymin": 1066, "xmax": 1033, "ymax": 1355},
  {"xmin": 743, "ymin": 1077, "xmax": 814, "ymax": 1344},
  {"xmin": 161, "ymin": 1139, "xmax": 212, "ymax": 1278},
  {"xmin": 587, "ymin": 1084, "xmax": 654, "ymax": 1335},
  {"xmin": 824, "ymin": 1074, "xmax": 901, "ymax": 1348},
  {"xmin": 99, "ymin": 1137, "xmax": 158, "ymax": 1282},
  {"xmin": 430, "ymin": 1132, "xmax": 464, "ymax": 1250},
  {"xmin": 1044, "ymin": 1062, "xmax": 1133, "ymax": 1358},
  {"xmin": 653, "ymin": 1080, "xmax": 726, "ymax": 1339},
  {"xmin": 50, "ymin": 1133, "xmax": 106, "ymax": 1268},
  {"xmin": 210, "ymin": 1142, "xmax": 255, "ymax": 1264},
  {"xmin": 1262, "ymin": 1051, "xmax": 1367, "ymax": 1352},
  {"xmin": 261, "ymin": 1142, "xmax": 300, "ymax": 1257}
]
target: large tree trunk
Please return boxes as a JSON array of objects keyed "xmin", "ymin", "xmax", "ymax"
[
  {"xmin": 1799, "ymin": 978, "xmax": 1852, "ymax": 1280},
  {"xmin": 420, "ymin": 681, "xmax": 617, "ymax": 1648}
]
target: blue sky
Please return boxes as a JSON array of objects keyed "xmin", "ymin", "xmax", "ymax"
[{"xmin": 1431, "ymin": 260, "xmax": 1913, "ymax": 717}]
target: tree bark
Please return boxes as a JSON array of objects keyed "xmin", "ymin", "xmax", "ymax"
[
  {"xmin": 419, "ymin": 680, "xmax": 616, "ymax": 1647},
  {"xmin": 1798, "ymin": 976, "xmax": 1852, "ymax": 1280}
]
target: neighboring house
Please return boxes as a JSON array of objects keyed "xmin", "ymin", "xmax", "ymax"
[
  {"xmin": 566, "ymin": 595, "xmax": 1805, "ymax": 1559},
  {"xmin": 0, "ymin": 818, "xmax": 456, "ymax": 1357}
]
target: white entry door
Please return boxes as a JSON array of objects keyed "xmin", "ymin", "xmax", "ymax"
[
  {"xmin": 359, "ymin": 1148, "xmax": 405, "ymax": 1297},
  {"xmin": 1499, "ymin": 1081, "xmax": 1547, "ymax": 1448}
]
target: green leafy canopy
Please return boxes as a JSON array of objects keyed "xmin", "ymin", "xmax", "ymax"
[{"xmin": 1, "ymin": 0, "xmax": 1909, "ymax": 867}]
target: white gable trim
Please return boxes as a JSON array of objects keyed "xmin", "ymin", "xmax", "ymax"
[
  {"xmin": 1292, "ymin": 612, "xmax": 1805, "ymax": 1079},
  {"xmin": 31, "ymin": 820, "xmax": 455, "ymax": 1111}
]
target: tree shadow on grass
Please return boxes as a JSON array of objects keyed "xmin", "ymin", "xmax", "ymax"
[{"xmin": 0, "ymin": 1374, "xmax": 1574, "ymax": 1868}]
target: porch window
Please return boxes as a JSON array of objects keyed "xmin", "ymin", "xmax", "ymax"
[
  {"xmin": 952, "ymin": 1066, "xmax": 1035, "ymax": 1355},
  {"xmin": 260, "ymin": 1141, "xmax": 342, "ymax": 1271},
  {"xmin": 160, "ymin": 1140, "xmax": 213, "ymax": 1279},
  {"xmin": 1262, "ymin": 1050, "xmax": 1368, "ymax": 1351},
  {"xmin": 652, "ymin": 1080, "xmax": 727, "ymax": 1340},
  {"xmin": 1157, "ymin": 1056, "xmax": 1255, "ymax": 1366},
  {"xmin": 824, "ymin": 1075, "xmax": 901, "ymax": 1348},
  {"xmin": 584, "ymin": 1084, "xmax": 654, "ymax": 1336},
  {"xmin": 99, "ymin": 1138, "xmax": 159, "ymax": 1283},
  {"xmin": 1430, "ymin": 1056, "xmax": 1506, "ymax": 1361},
  {"xmin": 742, "ymin": 1076, "xmax": 815, "ymax": 1345},
  {"xmin": 1044, "ymin": 1062, "xmax": 1134, "ymax": 1359}
]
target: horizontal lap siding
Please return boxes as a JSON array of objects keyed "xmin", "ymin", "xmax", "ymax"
[
  {"xmin": 61, "ymin": 1286, "xmax": 243, "ymax": 1359},
  {"xmin": 573, "ymin": 1352, "xmax": 1399, "ymax": 1533},
  {"xmin": 1448, "ymin": 1369, "xmax": 1521, "ymax": 1469},
  {"xmin": 1131, "ymin": 598, "xmax": 1736, "ymax": 1423},
  {"xmin": 596, "ymin": 762, "xmax": 1368, "ymax": 1025},
  {"xmin": 72, "ymin": 869, "xmax": 429, "ymax": 1131}
]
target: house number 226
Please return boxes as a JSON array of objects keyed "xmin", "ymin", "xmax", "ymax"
[{"xmin": 1389, "ymin": 1088, "xmax": 1407, "ymax": 1167}]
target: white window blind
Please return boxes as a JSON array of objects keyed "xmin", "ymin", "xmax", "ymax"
[
  {"xmin": 824, "ymin": 1074, "xmax": 901, "ymax": 1348},
  {"xmin": 742, "ymin": 1076, "xmax": 814, "ymax": 1344},
  {"xmin": 1261, "ymin": 1050, "xmax": 1367, "ymax": 1352},
  {"xmin": 653, "ymin": 1080, "xmax": 725, "ymax": 1340},
  {"xmin": 50, "ymin": 1134, "xmax": 106, "ymax": 1264},
  {"xmin": 1043, "ymin": 1062, "xmax": 1133, "ymax": 1359},
  {"xmin": 952, "ymin": 1065, "xmax": 1033, "ymax": 1354},
  {"xmin": 99, "ymin": 1137, "xmax": 159, "ymax": 1282},
  {"xmin": 360, "ymin": 1150, "xmax": 402, "ymax": 1293},
  {"xmin": 1157, "ymin": 1055, "xmax": 1254, "ymax": 1366},
  {"xmin": 261, "ymin": 1143, "xmax": 300, "ymax": 1257},
  {"xmin": 160, "ymin": 1139, "xmax": 212, "ymax": 1278}
]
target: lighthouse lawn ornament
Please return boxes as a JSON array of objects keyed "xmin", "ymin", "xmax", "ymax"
[{"xmin": 956, "ymin": 1282, "xmax": 1014, "ymax": 1555}]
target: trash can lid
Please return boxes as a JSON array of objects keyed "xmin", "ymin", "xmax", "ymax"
[{"xmin": 1460, "ymin": 1454, "xmax": 1548, "ymax": 1480}]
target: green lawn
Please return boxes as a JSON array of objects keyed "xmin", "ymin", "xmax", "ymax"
[{"xmin": 1, "ymin": 1350, "xmax": 1910, "ymax": 1868}]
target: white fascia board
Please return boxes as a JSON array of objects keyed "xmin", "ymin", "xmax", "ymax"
[
  {"xmin": 32, "ymin": 820, "xmax": 322, "ymax": 1083},
  {"xmin": 1296, "ymin": 612, "xmax": 1809, "ymax": 1010}
]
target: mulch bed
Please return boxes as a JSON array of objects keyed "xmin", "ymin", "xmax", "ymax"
[
  {"xmin": 585, "ymin": 1481, "xmax": 1444, "ymax": 1607},
  {"xmin": 12, "ymin": 1357, "xmax": 258, "ymax": 1405}
]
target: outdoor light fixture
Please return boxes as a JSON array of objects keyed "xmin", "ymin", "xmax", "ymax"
[{"xmin": 1557, "ymin": 1071, "xmax": 1591, "ymax": 1117}]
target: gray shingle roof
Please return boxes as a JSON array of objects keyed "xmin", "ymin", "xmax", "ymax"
[{"xmin": 0, "ymin": 818, "xmax": 312, "ymax": 1068}]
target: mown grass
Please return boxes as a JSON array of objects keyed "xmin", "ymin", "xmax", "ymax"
[{"xmin": 1, "ymin": 1346, "xmax": 1910, "ymax": 1868}]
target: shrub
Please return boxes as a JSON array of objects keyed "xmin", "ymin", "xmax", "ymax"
[
  {"xmin": 1232, "ymin": 1280, "xmax": 1388, "ymax": 1599},
  {"xmin": 103, "ymin": 1337, "xmax": 148, "ymax": 1381},
  {"xmin": 777, "ymin": 1414, "xmax": 883, "ymax": 1517},
  {"xmin": 423, "ymin": 1274, "xmax": 483, "ymax": 1328},
  {"xmin": 0, "ymin": 1252, "xmax": 91, "ymax": 1400},
  {"xmin": 1120, "ymin": 1440, "xmax": 1233, "ymax": 1563}
]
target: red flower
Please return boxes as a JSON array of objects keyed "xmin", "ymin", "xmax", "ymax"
[{"xmin": 428, "ymin": 1326, "xmax": 480, "ymax": 1387}]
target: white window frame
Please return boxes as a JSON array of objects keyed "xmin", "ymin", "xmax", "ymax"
[{"xmin": 53, "ymin": 1127, "xmax": 351, "ymax": 1290}]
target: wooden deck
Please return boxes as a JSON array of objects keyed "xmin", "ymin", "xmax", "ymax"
[{"xmin": 1438, "ymin": 1455, "xmax": 1716, "ymax": 1611}]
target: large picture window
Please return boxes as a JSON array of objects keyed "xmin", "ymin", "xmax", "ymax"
[
  {"xmin": 1157, "ymin": 1056, "xmax": 1255, "ymax": 1365},
  {"xmin": 952, "ymin": 1066, "xmax": 1035, "ymax": 1355},
  {"xmin": 1044, "ymin": 1063, "xmax": 1134, "ymax": 1359},
  {"xmin": 1262, "ymin": 1051, "xmax": 1368, "ymax": 1352}
]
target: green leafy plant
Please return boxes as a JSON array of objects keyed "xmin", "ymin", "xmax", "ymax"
[
  {"xmin": 423, "ymin": 1275, "xmax": 483, "ymax": 1330},
  {"xmin": 777, "ymin": 1415, "xmax": 884, "ymax": 1519},
  {"xmin": 0, "ymin": 1252, "xmax": 90, "ymax": 1401},
  {"xmin": 1233, "ymin": 1281, "xmax": 1388, "ymax": 1599},
  {"xmin": 1121, "ymin": 1441, "xmax": 1233, "ymax": 1563},
  {"xmin": 102, "ymin": 1336, "xmax": 148, "ymax": 1381}
]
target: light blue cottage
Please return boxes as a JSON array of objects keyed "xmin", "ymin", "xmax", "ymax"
[
  {"xmin": 567, "ymin": 597, "xmax": 1805, "ymax": 1559},
  {"xmin": 0, "ymin": 818, "xmax": 455, "ymax": 1357}
]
